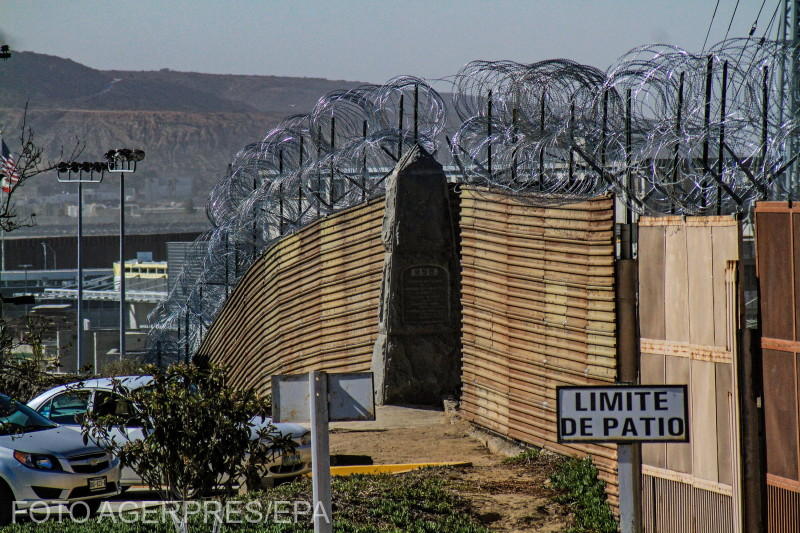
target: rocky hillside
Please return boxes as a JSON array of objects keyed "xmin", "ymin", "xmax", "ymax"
[{"xmin": 0, "ymin": 51, "xmax": 365, "ymax": 193}]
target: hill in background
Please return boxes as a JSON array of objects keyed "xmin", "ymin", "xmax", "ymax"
[{"xmin": 0, "ymin": 51, "xmax": 365, "ymax": 235}]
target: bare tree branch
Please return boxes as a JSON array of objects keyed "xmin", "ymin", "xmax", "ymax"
[{"xmin": 1, "ymin": 102, "xmax": 84, "ymax": 231}]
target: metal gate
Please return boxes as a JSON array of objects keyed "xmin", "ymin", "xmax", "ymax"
[{"xmin": 754, "ymin": 202, "xmax": 800, "ymax": 533}]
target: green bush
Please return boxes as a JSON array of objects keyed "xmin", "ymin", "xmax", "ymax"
[
  {"xmin": 82, "ymin": 362, "xmax": 294, "ymax": 502},
  {"xmin": 0, "ymin": 356, "xmax": 85, "ymax": 402},
  {"xmin": 550, "ymin": 457, "xmax": 617, "ymax": 533}
]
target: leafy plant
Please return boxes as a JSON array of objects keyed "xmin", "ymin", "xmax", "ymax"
[
  {"xmin": 550, "ymin": 457, "xmax": 617, "ymax": 533},
  {"xmin": 97, "ymin": 357, "xmax": 148, "ymax": 377},
  {"xmin": 0, "ymin": 468, "xmax": 493, "ymax": 532},
  {"xmin": 0, "ymin": 345, "xmax": 84, "ymax": 402},
  {"xmin": 81, "ymin": 362, "xmax": 295, "ymax": 530}
]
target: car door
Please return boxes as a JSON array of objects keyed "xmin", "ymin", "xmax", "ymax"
[
  {"xmin": 35, "ymin": 389, "xmax": 91, "ymax": 432},
  {"xmin": 91, "ymin": 390, "xmax": 145, "ymax": 485}
]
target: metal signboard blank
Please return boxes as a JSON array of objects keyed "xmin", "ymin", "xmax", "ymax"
[
  {"xmin": 556, "ymin": 385, "xmax": 689, "ymax": 443},
  {"xmin": 272, "ymin": 372, "xmax": 375, "ymax": 423}
]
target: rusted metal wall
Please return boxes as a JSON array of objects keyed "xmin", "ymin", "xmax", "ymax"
[
  {"xmin": 457, "ymin": 187, "xmax": 619, "ymax": 503},
  {"xmin": 641, "ymin": 473, "xmax": 735, "ymax": 533},
  {"xmin": 754, "ymin": 202, "xmax": 800, "ymax": 533},
  {"xmin": 200, "ymin": 198, "xmax": 385, "ymax": 396},
  {"xmin": 638, "ymin": 216, "xmax": 742, "ymax": 532}
]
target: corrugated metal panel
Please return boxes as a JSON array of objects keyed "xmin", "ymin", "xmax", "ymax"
[
  {"xmin": 642, "ymin": 474, "xmax": 734, "ymax": 533},
  {"xmin": 638, "ymin": 216, "xmax": 741, "ymax": 532},
  {"xmin": 755, "ymin": 202, "xmax": 800, "ymax": 533},
  {"xmin": 768, "ymin": 482, "xmax": 800, "ymax": 533},
  {"xmin": 199, "ymin": 198, "xmax": 385, "ymax": 396},
  {"xmin": 458, "ymin": 186, "xmax": 619, "ymax": 504}
]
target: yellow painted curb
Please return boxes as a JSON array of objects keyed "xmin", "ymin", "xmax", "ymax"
[{"xmin": 305, "ymin": 462, "xmax": 472, "ymax": 477}]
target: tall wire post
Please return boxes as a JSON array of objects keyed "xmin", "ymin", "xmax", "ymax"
[
  {"xmin": 362, "ymin": 120, "xmax": 368, "ymax": 202},
  {"xmin": 539, "ymin": 88, "xmax": 546, "ymax": 191},
  {"xmin": 252, "ymin": 172, "xmax": 257, "ymax": 262},
  {"xmin": 702, "ymin": 55, "xmax": 714, "ymax": 211},
  {"xmin": 298, "ymin": 135, "xmax": 304, "ymax": 225},
  {"xmin": 672, "ymin": 72, "xmax": 685, "ymax": 214},
  {"xmin": 512, "ymin": 107, "xmax": 519, "ymax": 183},
  {"xmin": 279, "ymin": 150, "xmax": 284, "ymax": 235},
  {"xmin": 717, "ymin": 61, "xmax": 728, "ymax": 215},
  {"xmin": 487, "ymin": 90, "xmax": 493, "ymax": 178},
  {"xmin": 413, "ymin": 84, "xmax": 419, "ymax": 144},
  {"xmin": 762, "ymin": 66, "xmax": 770, "ymax": 195},
  {"xmin": 568, "ymin": 102, "xmax": 575, "ymax": 184},
  {"xmin": 601, "ymin": 89, "xmax": 608, "ymax": 170},
  {"xmin": 398, "ymin": 94, "xmax": 404, "ymax": 159},
  {"xmin": 329, "ymin": 116, "xmax": 335, "ymax": 206},
  {"xmin": 625, "ymin": 88, "xmax": 633, "ymax": 225},
  {"xmin": 317, "ymin": 125, "xmax": 322, "ymax": 217},
  {"xmin": 790, "ymin": 0, "xmax": 800, "ymax": 195}
]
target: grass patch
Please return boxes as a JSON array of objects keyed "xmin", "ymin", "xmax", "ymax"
[
  {"xmin": 502, "ymin": 448, "xmax": 617, "ymax": 533},
  {"xmin": 1, "ymin": 470, "xmax": 490, "ymax": 533},
  {"xmin": 501, "ymin": 447, "xmax": 542, "ymax": 466},
  {"xmin": 550, "ymin": 457, "xmax": 617, "ymax": 533}
]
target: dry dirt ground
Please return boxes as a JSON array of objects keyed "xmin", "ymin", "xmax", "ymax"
[{"xmin": 329, "ymin": 406, "xmax": 570, "ymax": 532}]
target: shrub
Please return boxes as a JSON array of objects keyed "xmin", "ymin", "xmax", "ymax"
[
  {"xmin": 550, "ymin": 457, "xmax": 617, "ymax": 533},
  {"xmin": 81, "ymin": 362, "xmax": 295, "ymax": 513}
]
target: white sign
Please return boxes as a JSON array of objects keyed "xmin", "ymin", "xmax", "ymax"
[
  {"xmin": 272, "ymin": 372, "xmax": 375, "ymax": 423},
  {"xmin": 556, "ymin": 385, "xmax": 689, "ymax": 443}
]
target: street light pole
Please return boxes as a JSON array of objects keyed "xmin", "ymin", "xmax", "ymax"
[
  {"xmin": 77, "ymin": 180, "xmax": 83, "ymax": 370},
  {"xmin": 105, "ymin": 149, "xmax": 144, "ymax": 361},
  {"xmin": 119, "ymin": 171, "xmax": 125, "ymax": 361},
  {"xmin": 57, "ymin": 160, "xmax": 105, "ymax": 372}
]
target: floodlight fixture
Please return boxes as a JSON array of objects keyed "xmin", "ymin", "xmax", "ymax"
[
  {"xmin": 56, "ymin": 160, "xmax": 106, "ymax": 183},
  {"xmin": 106, "ymin": 147, "xmax": 145, "ymax": 173}
]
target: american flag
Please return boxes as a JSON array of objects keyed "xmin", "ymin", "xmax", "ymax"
[{"xmin": 1, "ymin": 137, "xmax": 20, "ymax": 193}]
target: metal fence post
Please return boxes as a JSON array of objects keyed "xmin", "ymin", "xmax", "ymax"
[
  {"xmin": 617, "ymin": 250, "xmax": 641, "ymax": 533},
  {"xmin": 310, "ymin": 370, "xmax": 332, "ymax": 533}
]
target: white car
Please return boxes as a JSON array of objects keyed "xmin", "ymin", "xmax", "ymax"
[
  {"xmin": 27, "ymin": 376, "xmax": 311, "ymax": 487},
  {"xmin": 0, "ymin": 393, "xmax": 122, "ymax": 525}
]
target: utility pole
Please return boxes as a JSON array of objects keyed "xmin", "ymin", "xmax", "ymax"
[{"xmin": 780, "ymin": 0, "xmax": 800, "ymax": 195}]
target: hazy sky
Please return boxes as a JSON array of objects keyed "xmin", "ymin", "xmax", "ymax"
[{"xmin": 2, "ymin": 1, "xmax": 783, "ymax": 83}]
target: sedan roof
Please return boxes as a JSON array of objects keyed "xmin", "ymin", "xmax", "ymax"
[{"xmin": 28, "ymin": 375, "xmax": 154, "ymax": 407}]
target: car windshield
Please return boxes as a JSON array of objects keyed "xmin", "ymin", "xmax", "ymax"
[{"xmin": 0, "ymin": 394, "xmax": 58, "ymax": 435}]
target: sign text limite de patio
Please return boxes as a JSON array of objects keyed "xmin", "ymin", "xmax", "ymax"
[{"xmin": 556, "ymin": 385, "xmax": 689, "ymax": 443}]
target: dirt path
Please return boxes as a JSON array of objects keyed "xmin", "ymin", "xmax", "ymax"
[{"xmin": 329, "ymin": 406, "xmax": 570, "ymax": 532}]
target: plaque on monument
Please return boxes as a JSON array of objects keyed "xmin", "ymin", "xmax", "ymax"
[{"xmin": 401, "ymin": 265, "xmax": 449, "ymax": 325}]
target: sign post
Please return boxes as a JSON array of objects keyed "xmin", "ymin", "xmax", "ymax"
[
  {"xmin": 309, "ymin": 370, "xmax": 332, "ymax": 533},
  {"xmin": 273, "ymin": 371, "xmax": 375, "ymax": 533},
  {"xmin": 557, "ymin": 385, "xmax": 689, "ymax": 533}
]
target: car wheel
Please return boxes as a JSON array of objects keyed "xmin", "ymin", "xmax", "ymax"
[
  {"xmin": 0, "ymin": 481, "xmax": 13, "ymax": 526},
  {"xmin": 70, "ymin": 499, "xmax": 102, "ymax": 519}
]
